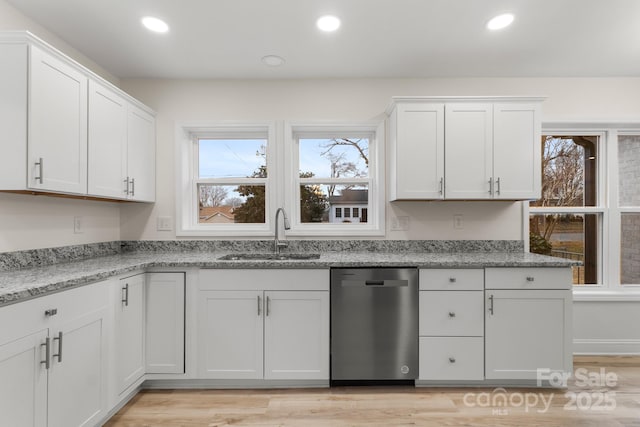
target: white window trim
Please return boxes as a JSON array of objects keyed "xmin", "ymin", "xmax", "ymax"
[
  {"xmin": 526, "ymin": 123, "xmax": 640, "ymax": 297},
  {"xmin": 175, "ymin": 121, "xmax": 277, "ymax": 237},
  {"xmin": 284, "ymin": 121, "xmax": 385, "ymax": 237}
]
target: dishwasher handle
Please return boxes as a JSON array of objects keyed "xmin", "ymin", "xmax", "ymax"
[{"xmin": 342, "ymin": 279, "xmax": 409, "ymax": 288}]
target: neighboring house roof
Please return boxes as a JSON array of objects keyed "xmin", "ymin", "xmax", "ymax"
[
  {"xmin": 328, "ymin": 189, "xmax": 368, "ymax": 205},
  {"xmin": 199, "ymin": 206, "xmax": 235, "ymax": 223}
]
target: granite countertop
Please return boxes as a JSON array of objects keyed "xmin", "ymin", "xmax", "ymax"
[{"xmin": 0, "ymin": 250, "xmax": 577, "ymax": 307}]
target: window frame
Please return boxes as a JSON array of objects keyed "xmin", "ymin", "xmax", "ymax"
[
  {"xmin": 284, "ymin": 122, "xmax": 385, "ymax": 236},
  {"xmin": 527, "ymin": 124, "xmax": 640, "ymax": 299},
  {"xmin": 175, "ymin": 122, "xmax": 277, "ymax": 237}
]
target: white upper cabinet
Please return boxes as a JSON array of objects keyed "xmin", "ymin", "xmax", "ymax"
[
  {"xmin": 126, "ymin": 105, "xmax": 156, "ymax": 202},
  {"xmin": 389, "ymin": 102, "xmax": 445, "ymax": 200},
  {"xmin": 444, "ymin": 103, "xmax": 493, "ymax": 199},
  {"xmin": 388, "ymin": 97, "xmax": 543, "ymax": 201},
  {"xmin": 0, "ymin": 32, "xmax": 155, "ymax": 201},
  {"xmin": 88, "ymin": 81, "xmax": 128, "ymax": 199},
  {"xmin": 29, "ymin": 45, "xmax": 88, "ymax": 194},
  {"xmin": 88, "ymin": 81, "xmax": 156, "ymax": 201}
]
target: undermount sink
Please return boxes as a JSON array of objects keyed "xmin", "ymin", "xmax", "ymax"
[{"xmin": 218, "ymin": 253, "xmax": 321, "ymax": 261}]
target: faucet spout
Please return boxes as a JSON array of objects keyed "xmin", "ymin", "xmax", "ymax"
[{"xmin": 274, "ymin": 207, "xmax": 291, "ymax": 254}]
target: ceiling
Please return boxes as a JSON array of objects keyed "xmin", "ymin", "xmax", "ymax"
[{"xmin": 7, "ymin": 0, "xmax": 640, "ymax": 79}]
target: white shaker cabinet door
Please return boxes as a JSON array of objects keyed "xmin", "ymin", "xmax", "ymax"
[
  {"xmin": 146, "ymin": 272, "xmax": 185, "ymax": 374},
  {"xmin": 0, "ymin": 330, "xmax": 48, "ymax": 427},
  {"xmin": 389, "ymin": 102, "xmax": 445, "ymax": 200},
  {"xmin": 493, "ymin": 103, "xmax": 541, "ymax": 200},
  {"xmin": 263, "ymin": 291, "xmax": 329, "ymax": 380},
  {"xmin": 28, "ymin": 45, "xmax": 87, "ymax": 194},
  {"xmin": 198, "ymin": 290, "xmax": 264, "ymax": 379},
  {"xmin": 444, "ymin": 103, "xmax": 493, "ymax": 199},
  {"xmin": 47, "ymin": 308, "xmax": 108, "ymax": 427},
  {"xmin": 126, "ymin": 105, "xmax": 156, "ymax": 202},
  {"xmin": 88, "ymin": 80, "xmax": 128, "ymax": 199},
  {"xmin": 485, "ymin": 289, "xmax": 572, "ymax": 381},
  {"xmin": 114, "ymin": 274, "xmax": 146, "ymax": 394}
]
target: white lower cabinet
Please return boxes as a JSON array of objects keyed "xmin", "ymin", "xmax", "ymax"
[
  {"xmin": 113, "ymin": 274, "xmax": 145, "ymax": 395},
  {"xmin": 145, "ymin": 272, "xmax": 185, "ymax": 374},
  {"xmin": 197, "ymin": 269, "xmax": 330, "ymax": 381},
  {"xmin": 0, "ymin": 329, "xmax": 48, "ymax": 427},
  {"xmin": 418, "ymin": 269, "xmax": 485, "ymax": 382},
  {"xmin": 0, "ymin": 280, "xmax": 109, "ymax": 427},
  {"xmin": 485, "ymin": 268, "xmax": 573, "ymax": 381}
]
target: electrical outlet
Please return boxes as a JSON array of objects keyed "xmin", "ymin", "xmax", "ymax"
[
  {"xmin": 157, "ymin": 216, "xmax": 173, "ymax": 231},
  {"xmin": 391, "ymin": 216, "xmax": 410, "ymax": 231},
  {"xmin": 453, "ymin": 214, "xmax": 464, "ymax": 229},
  {"xmin": 73, "ymin": 216, "xmax": 83, "ymax": 234}
]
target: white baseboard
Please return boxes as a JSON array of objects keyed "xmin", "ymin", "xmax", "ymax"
[{"xmin": 573, "ymin": 339, "xmax": 640, "ymax": 355}]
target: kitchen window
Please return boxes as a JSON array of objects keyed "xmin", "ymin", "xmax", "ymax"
[
  {"xmin": 529, "ymin": 134, "xmax": 601, "ymax": 285},
  {"xmin": 529, "ymin": 127, "xmax": 640, "ymax": 292},
  {"xmin": 286, "ymin": 123, "xmax": 384, "ymax": 236},
  {"xmin": 176, "ymin": 123, "xmax": 276, "ymax": 236}
]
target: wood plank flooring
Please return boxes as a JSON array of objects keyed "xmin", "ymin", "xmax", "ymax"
[{"xmin": 105, "ymin": 356, "xmax": 640, "ymax": 427}]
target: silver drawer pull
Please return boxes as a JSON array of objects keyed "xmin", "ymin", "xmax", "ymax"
[
  {"xmin": 449, "ymin": 277, "xmax": 457, "ymax": 283},
  {"xmin": 35, "ymin": 157, "xmax": 44, "ymax": 183},
  {"xmin": 526, "ymin": 276, "xmax": 535, "ymax": 282},
  {"xmin": 44, "ymin": 308, "xmax": 58, "ymax": 317},
  {"xmin": 448, "ymin": 312, "xmax": 456, "ymax": 318},
  {"xmin": 449, "ymin": 357, "xmax": 456, "ymax": 364}
]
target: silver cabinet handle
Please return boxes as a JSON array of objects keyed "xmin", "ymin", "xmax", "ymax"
[
  {"xmin": 439, "ymin": 177, "xmax": 444, "ymax": 195},
  {"xmin": 41, "ymin": 337, "xmax": 50, "ymax": 369},
  {"xmin": 35, "ymin": 157, "xmax": 44, "ymax": 183},
  {"xmin": 495, "ymin": 177, "xmax": 501, "ymax": 195},
  {"xmin": 44, "ymin": 308, "xmax": 58, "ymax": 316},
  {"xmin": 488, "ymin": 177, "xmax": 493, "ymax": 195},
  {"xmin": 122, "ymin": 283, "xmax": 129, "ymax": 306},
  {"xmin": 449, "ymin": 277, "xmax": 457, "ymax": 283},
  {"xmin": 526, "ymin": 276, "xmax": 535, "ymax": 282},
  {"xmin": 257, "ymin": 295, "xmax": 261, "ymax": 316},
  {"xmin": 266, "ymin": 296, "xmax": 271, "ymax": 316},
  {"xmin": 449, "ymin": 357, "xmax": 456, "ymax": 363},
  {"xmin": 124, "ymin": 177, "xmax": 130, "ymax": 195},
  {"xmin": 130, "ymin": 178, "xmax": 135, "ymax": 197},
  {"xmin": 448, "ymin": 312, "xmax": 456, "ymax": 318},
  {"xmin": 52, "ymin": 332, "xmax": 63, "ymax": 363},
  {"xmin": 488, "ymin": 294, "xmax": 494, "ymax": 315}
]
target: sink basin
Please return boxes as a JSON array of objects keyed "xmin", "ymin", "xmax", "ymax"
[{"xmin": 218, "ymin": 253, "xmax": 321, "ymax": 261}]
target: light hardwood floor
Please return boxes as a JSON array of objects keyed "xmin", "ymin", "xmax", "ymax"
[{"xmin": 105, "ymin": 356, "xmax": 640, "ymax": 427}]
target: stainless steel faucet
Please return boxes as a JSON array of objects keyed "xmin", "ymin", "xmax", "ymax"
[{"xmin": 274, "ymin": 207, "xmax": 291, "ymax": 253}]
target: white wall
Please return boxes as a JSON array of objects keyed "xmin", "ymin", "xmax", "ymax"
[{"xmin": 119, "ymin": 77, "xmax": 640, "ymax": 241}]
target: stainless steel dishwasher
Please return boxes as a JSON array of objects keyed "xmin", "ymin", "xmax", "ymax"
[{"xmin": 331, "ymin": 268, "xmax": 418, "ymax": 384}]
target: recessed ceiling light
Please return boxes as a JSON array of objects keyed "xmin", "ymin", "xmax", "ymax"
[
  {"xmin": 261, "ymin": 55, "xmax": 286, "ymax": 67},
  {"xmin": 316, "ymin": 15, "xmax": 341, "ymax": 32},
  {"xmin": 141, "ymin": 16, "xmax": 169, "ymax": 33},
  {"xmin": 487, "ymin": 13, "xmax": 514, "ymax": 30}
]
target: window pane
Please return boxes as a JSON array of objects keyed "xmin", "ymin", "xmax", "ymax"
[
  {"xmin": 199, "ymin": 139, "xmax": 267, "ymax": 178},
  {"xmin": 299, "ymin": 184, "xmax": 368, "ymax": 224},
  {"xmin": 299, "ymin": 138, "xmax": 369, "ymax": 179},
  {"xmin": 529, "ymin": 213, "xmax": 599, "ymax": 285},
  {"xmin": 621, "ymin": 213, "xmax": 640, "ymax": 284},
  {"xmin": 198, "ymin": 184, "xmax": 265, "ymax": 224},
  {"xmin": 618, "ymin": 135, "xmax": 640, "ymax": 207},
  {"xmin": 531, "ymin": 136, "xmax": 598, "ymax": 207}
]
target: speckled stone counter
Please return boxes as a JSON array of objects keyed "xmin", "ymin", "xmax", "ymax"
[{"xmin": 0, "ymin": 240, "xmax": 578, "ymax": 307}]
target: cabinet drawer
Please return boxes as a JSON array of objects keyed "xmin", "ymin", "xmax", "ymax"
[
  {"xmin": 199, "ymin": 269, "xmax": 329, "ymax": 291},
  {"xmin": 419, "ymin": 269, "xmax": 483, "ymax": 291},
  {"xmin": 485, "ymin": 268, "xmax": 572, "ymax": 290},
  {"xmin": 419, "ymin": 291, "xmax": 483, "ymax": 336},
  {"xmin": 419, "ymin": 337, "xmax": 484, "ymax": 381}
]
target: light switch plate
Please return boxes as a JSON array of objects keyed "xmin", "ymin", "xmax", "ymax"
[
  {"xmin": 73, "ymin": 216, "xmax": 83, "ymax": 234},
  {"xmin": 157, "ymin": 216, "xmax": 173, "ymax": 231}
]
